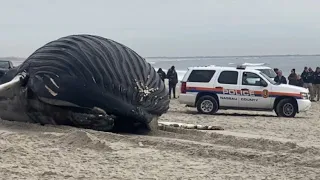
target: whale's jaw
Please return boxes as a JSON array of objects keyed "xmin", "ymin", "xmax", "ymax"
[
  {"xmin": 0, "ymin": 72, "xmax": 29, "ymax": 99},
  {"xmin": 0, "ymin": 93, "xmax": 31, "ymax": 123},
  {"xmin": 0, "ymin": 72, "xmax": 34, "ymax": 123},
  {"xmin": 0, "ymin": 75, "xmax": 21, "ymax": 98}
]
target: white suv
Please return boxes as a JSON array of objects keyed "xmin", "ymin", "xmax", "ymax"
[{"xmin": 178, "ymin": 65, "xmax": 311, "ymax": 117}]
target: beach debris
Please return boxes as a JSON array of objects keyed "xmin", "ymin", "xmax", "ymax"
[
  {"xmin": 158, "ymin": 121, "xmax": 224, "ymax": 130},
  {"xmin": 196, "ymin": 125, "xmax": 208, "ymax": 130}
]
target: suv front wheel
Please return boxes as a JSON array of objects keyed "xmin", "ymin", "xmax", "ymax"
[
  {"xmin": 196, "ymin": 95, "xmax": 219, "ymax": 114},
  {"xmin": 275, "ymin": 98, "xmax": 297, "ymax": 118}
]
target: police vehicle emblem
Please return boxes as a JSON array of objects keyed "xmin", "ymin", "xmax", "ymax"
[{"xmin": 262, "ymin": 89, "xmax": 269, "ymax": 98}]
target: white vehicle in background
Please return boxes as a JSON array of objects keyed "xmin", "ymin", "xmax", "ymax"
[{"xmin": 178, "ymin": 65, "xmax": 311, "ymax": 117}]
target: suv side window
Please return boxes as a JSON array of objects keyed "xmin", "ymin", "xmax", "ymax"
[
  {"xmin": 187, "ymin": 70, "xmax": 215, "ymax": 82},
  {"xmin": 242, "ymin": 72, "xmax": 266, "ymax": 86},
  {"xmin": 218, "ymin": 71, "xmax": 238, "ymax": 85}
]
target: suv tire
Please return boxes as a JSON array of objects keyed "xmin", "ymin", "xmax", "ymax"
[
  {"xmin": 196, "ymin": 95, "xmax": 219, "ymax": 114},
  {"xmin": 275, "ymin": 98, "xmax": 297, "ymax": 117}
]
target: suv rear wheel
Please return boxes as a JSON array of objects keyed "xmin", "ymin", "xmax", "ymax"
[
  {"xmin": 275, "ymin": 98, "xmax": 297, "ymax": 117},
  {"xmin": 196, "ymin": 95, "xmax": 219, "ymax": 114}
]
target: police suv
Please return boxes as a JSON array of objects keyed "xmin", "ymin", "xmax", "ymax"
[{"xmin": 178, "ymin": 65, "xmax": 311, "ymax": 117}]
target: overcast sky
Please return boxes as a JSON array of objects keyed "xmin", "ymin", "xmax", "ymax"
[{"xmin": 1, "ymin": 0, "xmax": 320, "ymax": 57}]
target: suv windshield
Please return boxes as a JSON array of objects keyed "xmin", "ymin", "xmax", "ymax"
[
  {"xmin": 260, "ymin": 72, "xmax": 277, "ymax": 85},
  {"xmin": 257, "ymin": 69, "xmax": 277, "ymax": 78},
  {"xmin": 0, "ymin": 61, "xmax": 10, "ymax": 69}
]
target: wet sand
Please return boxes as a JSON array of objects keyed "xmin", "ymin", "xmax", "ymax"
[{"xmin": 0, "ymin": 100, "xmax": 320, "ymax": 180}]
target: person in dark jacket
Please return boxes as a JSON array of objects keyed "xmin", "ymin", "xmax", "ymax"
[
  {"xmin": 313, "ymin": 67, "xmax": 320, "ymax": 101},
  {"xmin": 308, "ymin": 67, "xmax": 315, "ymax": 101},
  {"xmin": 308, "ymin": 67, "xmax": 315, "ymax": 78},
  {"xmin": 274, "ymin": 70, "xmax": 287, "ymax": 84},
  {"xmin": 301, "ymin": 67, "xmax": 315, "ymax": 101},
  {"xmin": 166, "ymin": 66, "xmax": 178, "ymax": 99},
  {"xmin": 157, "ymin": 68, "xmax": 166, "ymax": 82},
  {"xmin": 301, "ymin": 67, "xmax": 309, "ymax": 84},
  {"xmin": 288, "ymin": 68, "xmax": 298, "ymax": 85},
  {"xmin": 295, "ymin": 74, "xmax": 304, "ymax": 87}
]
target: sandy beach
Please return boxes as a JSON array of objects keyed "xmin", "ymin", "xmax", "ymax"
[{"xmin": 0, "ymin": 97, "xmax": 319, "ymax": 180}]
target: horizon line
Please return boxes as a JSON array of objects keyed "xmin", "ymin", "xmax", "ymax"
[
  {"xmin": 1, "ymin": 53, "xmax": 320, "ymax": 60},
  {"xmin": 145, "ymin": 54, "xmax": 320, "ymax": 59}
]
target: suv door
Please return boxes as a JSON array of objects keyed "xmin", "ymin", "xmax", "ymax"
[
  {"xmin": 215, "ymin": 70, "xmax": 240, "ymax": 107},
  {"xmin": 238, "ymin": 71, "xmax": 272, "ymax": 109}
]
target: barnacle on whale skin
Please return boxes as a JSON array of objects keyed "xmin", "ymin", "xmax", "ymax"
[{"xmin": 134, "ymin": 79, "xmax": 160, "ymax": 102}]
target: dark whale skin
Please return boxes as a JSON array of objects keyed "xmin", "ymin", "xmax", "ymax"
[{"xmin": 0, "ymin": 34, "xmax": 169, "ymax": 131}]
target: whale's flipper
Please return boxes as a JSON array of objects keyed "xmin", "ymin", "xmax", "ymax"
[{"xmin": 67, "ymin": 110, "xmax": 115, "ymax": 132}]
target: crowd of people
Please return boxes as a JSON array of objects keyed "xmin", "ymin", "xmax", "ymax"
[
  {"xmin": 273, "ymin": 67, "xmax": 320, "ymax": 102},
  {"xmin": 157, "ymin": 66, "xmax": 179, "ymax": 99}
]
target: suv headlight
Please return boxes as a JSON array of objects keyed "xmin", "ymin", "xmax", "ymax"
[{"xmin": 300, "ymin": 92, "xmax": 309, "ymax": 99}]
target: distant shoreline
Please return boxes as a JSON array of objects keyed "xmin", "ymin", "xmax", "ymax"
[
  {"xmin": 146, "ymin": 54, "xmax": 320, "ymax": 59},
  {"xmin": 1, "ymin": 54, "xmax": 320, "ymax": 61}
]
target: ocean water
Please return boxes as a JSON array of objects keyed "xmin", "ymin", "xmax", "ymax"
[
  {"xmin": 8, "ymin": 55, "xmax": 320, "ymax": 81},
  {"xmin": 147, "ymin": 55, "xmax": 320, "ymax": 81}
]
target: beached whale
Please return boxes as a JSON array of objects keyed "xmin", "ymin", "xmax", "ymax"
[{"xmin": 0, "ymin": 34, "xmax": 169, "ymax": 133}]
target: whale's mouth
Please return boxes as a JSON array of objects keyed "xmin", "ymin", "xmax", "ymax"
[
  {"xmin": 0, "ymin": 73, "xmax": 27, "ymax": 98},
  {"xmin": 0, "ymin": 72, "xmax": 31, "ymax": 123}
]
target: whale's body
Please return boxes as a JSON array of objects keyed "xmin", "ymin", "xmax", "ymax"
[{"xmin": 0, "ymin": 34, "xmax": 169, "ymax": 132}]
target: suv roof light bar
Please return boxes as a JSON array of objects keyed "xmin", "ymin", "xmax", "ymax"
[{"xmin": 236, "ymin": 65, "xmax": 246, "ymax": 69}]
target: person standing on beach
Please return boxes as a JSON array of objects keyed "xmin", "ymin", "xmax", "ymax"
[
  {"xmin": 274, "ymin": 70, "xmax": 287, "ymax": 84},
  {"xmin": 313, "ymin": 67, "xmax": 320, "ymax": 101},
  {"xmin": 301, "ymin": 67, "xmax": 309, "ymax": 85},
  {"xmin": 295, "ymin": 74, "xmax": 304, "ymax": 87},
  {"xmin": 301, "ymin": 67, "xmax": 315, "ymax": 101},
  {"xmin": 167, "ymin": 66, "xmax": 178, "ymax": 99},
  {"xmin": 157, "ymin": 68, "xmax": 166, "ymax": 82},
  {"xmin": 308, "ymin": 67, "xmax": 315, "ymax": 101},
  {"xmin": 288, "ymin": 68, "xmax": 298, "ymax": 85}
]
